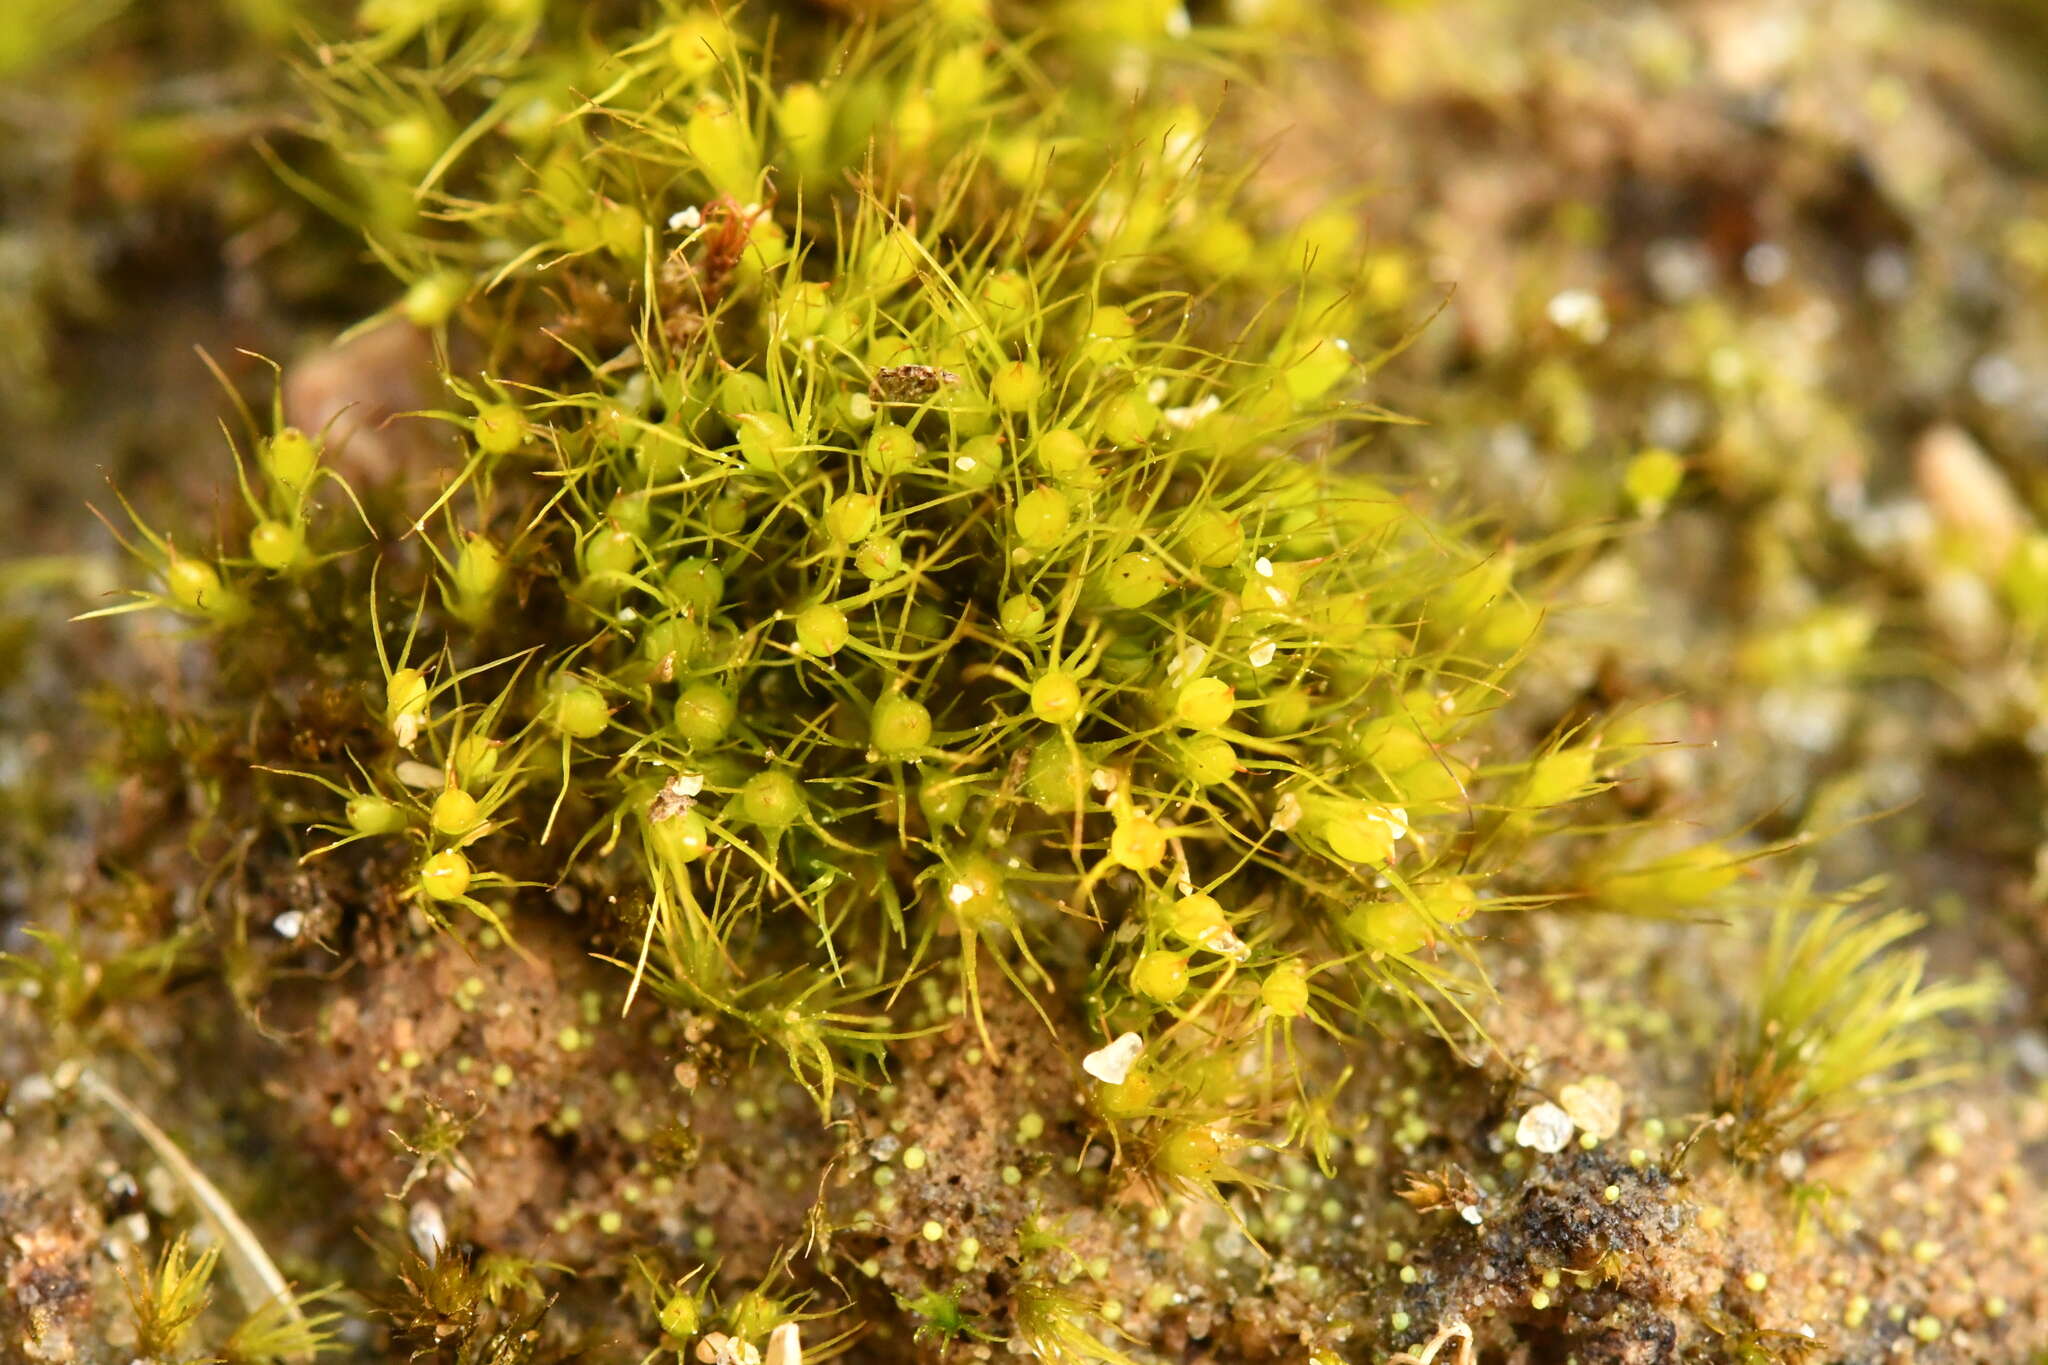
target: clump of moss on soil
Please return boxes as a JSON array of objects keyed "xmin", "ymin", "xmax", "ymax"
[{"xmin": 6, "ymin": 2, "xmax": 2048, "ymax": 1364}]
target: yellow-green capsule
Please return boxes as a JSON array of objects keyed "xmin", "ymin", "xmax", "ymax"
[
  {"xmin": 778, "ymin": 82, "xmax": 833, "ymax": 174},
  {"xmin": 1098, "ymin": 387, "xmax": 1161, "ymax": 446},
  {"xmin": 854, "ymin": 536, "xmax": 904, "ymax": 582},
  {"xmin": 1109, "ymin": 814, "xmax": 1166, "ymax": 870},
  {"xmin": 794, "ymin": 603, "xmax": 850, "ymax": 657},
  {"xmin": 1280, "ymin": 336, "xmax": 1351, "ymax": 404},
  {"xmin": 1131, "ymin": 951, "xmax": 1190, "ymax": 1004},
  {"xmin": 250, "ymin": 519, "xmax": 305, "ymax": 571},
  {"xmin": 668, "ymin": 12, "xmax": 734, "ymax": 81},
  {"xmin": 978, "ymin": 269, "xmax": 1033, "ymax": 329},
  {"xmin": 1081, "ymin": 305, "xmax": 1136, "ymax": 367},
  {"xmin": 1175, "ymin": 734, "xmax": 1238, "ymax": 787},
  {"xmin": 685, "ymin": 94, "xmax": 758, "ymax": 198},
  {"xmin": 952, "ymin": 434, "xmax": 1003, "ymax": 489},
  {"xmin": 735, "ymin": 411, "xmax": 801, "ymax": 474},
  {"xmin": 824, "ymin": 492, "xmax": 880, "ymax": 546},
  {"xmin": 347, "ymin": 794, "xmax": 408, "ymax": 836},
  {"xmin": 1013, "ymin": 487, "xmax": 1070, "ymax": 550},
  {"xmin": 386, "ymin": 668, "xmax": 429, "ymax": 726},
  {"xmin": 871, "ymin": 695, "xmax": 933, "ymax": 756},
  {"xmin": 674, "ymin": 684, "xmax": 736, "ymax": 746},
  {"xmin": 991, "ymin": 360, "xmax": 1044, "ymax": 413},
  {"xmin": 864, "ymin": 423, "xmax": 922, "ymax": 476},
  {"xmin": 1101, "ymin": 553, "xmax": 1169, "ymax": 610},
  {"xmin": 658, "ymin": 1290, "xmax": 702, "ymax": 1342},
  {"xmin": 450, "ymin": 536, "xmax": 506, "ymax": 617},
  {"xmin": 649, "ymin": 808, "xmax": 710, "ymax": 865},
  {"xmin": 1024, "ymin": 736, "xmax": 1087, "ymax": 813},
  {"xmin": 863, "ymin": 227, "xmax": 923, "ymax": 293},
  {"xmin": 999, "ymin": 593, "xmax": 1045, "ymax": 638},
  {"xmin": 1030, "ymin": 671, "xmax": 1083, "ymax": 726},
  {"xmin": 401, "ymin": 270, "xmax": 467, "ymax": 327},
  {"xmin": 473, "ymin": 403, "xmax": 528, "ymax": 457},
  {"xmin": 451, "ymin": 734, "xmax": 501, "ymax": 788},
  {"xmin": 550, "ymin": 678, "xmax": 609, "ymax": 739},
  {"xmin": 1178, "ymin": 511, "xmax": 1242, "ymax": 569},
  {"xmin": 1172, "ymin": 678, "xmax": 1234, "ymax": 731},
  {"xmin": 431, "ymin": 787, "xmax": 481, "ymax": 837},
  {"xmin": 1032, "ymin": 428, "xmax": 1095, "ymax": 487},
  {"xmin": 1261, "ymin": 961, "xmax": 1310, "ymax": 1017},
  {"xmin": 740, "ymin": 769, "xmax": 806, "ymax": 827},
  {"xmin": 418, "ymin": 850, "xmax": 472, "ymax": 902},
  {"xmin": 262, "ymin": 427, "xmax": 319, "ymax": 493},
  {"xmin": 165, "ymin": 552, "xmax": 245, "ymax": 623}
]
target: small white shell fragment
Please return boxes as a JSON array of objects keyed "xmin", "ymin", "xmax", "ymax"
[
  {"xmin": 1166, "ymin": 644, "xmax": 1207, "ymax": 687},
  {"xmin": 1557, "ymin": 1076, "xmax": 1624, "ymax": 1141},
  {"xmin": 395, "ymin": 759, "xmax": 442, "ymax": 789},
  {"xmin": 1247, "ymin": 638, "xmax": 1277, "ymax": 669},
  {"xmin": 1914, "ymin": 422, "xmax": 2025, "ymax": 569},
  {"xmin": 697, "ymin": 1333, "xmax": 761, "ymax": 1365},
  {"xmin": 12, "ymin": 1074, "xmax": 56, "ymax": 1107},
  {"xmin": 670, "ymin": 206, "xmax": 704, "ymax": 231},
  {"xmin": 408, "ymin": 1200, "xmax": 447, "ymax": 1265},
  {"xmin": 1196, "ymin": 924, "xmax": 1250, "ymax": 962},
  {"xmin": 1163, "ymin": 395, "xmax": 1219, "ymax": 430},
  {"xmin": 1546, "ymin": 288, "xmax": 1609, "ymax": 343},
  {"xmin": 271, "ymin": 911, "xmax": 305, "ymax": 941},
  {"xmin": 1083, "ymin": 1032, "xmax": 1145, "ymax": 1085},
  {"xmin": 1271, "ymin": 791, "xmax": 1303, "ymax": 833},
  {"xmin": 1366, "ymin": 805, "xmax": 1410, "ymax": 842},
  {"xmin": 1459, "ymin": 1204, "xmax": 1484, "ymax": 1227},
  {"xmin": 648, "ymin": 771, "xmax": 705, "ymax": 823},
  {"xmin": 1515, "ymin": 1102, "xmax": 1574, "ymax": 1154},
  {"xmin": 764, "ymin": 1323, "xmax": 802, "ymax": 1365},
  {"xmin": 442, "ymin": 1152, "xmax": 478, "ymax": 1194}
]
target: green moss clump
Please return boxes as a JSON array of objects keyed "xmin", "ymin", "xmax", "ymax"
[
  {"xmin": 5, "ymin": 2, "xmax": 2025, "ymax": 1363},
  {"xmin": 101, "ymin": 2, "xmax": 1600, "ymax": 1116}
]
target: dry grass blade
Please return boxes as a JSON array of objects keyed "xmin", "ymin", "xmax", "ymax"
[{"xmin": 77, "ymin": 1067, "xmax": 314, "ymax": 1362}]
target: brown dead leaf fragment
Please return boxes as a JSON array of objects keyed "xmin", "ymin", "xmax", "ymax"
[
  {"xmin": 281, "ymin": 319, "xmax": 443, "ymax": 488},
  {"xmin": 1396, "ymin": 1163, "xmax": 1481, "ymax": 1218},
  {"xmin": 868, "ymin": 365, "xmax": 960, "ymax": 405}
]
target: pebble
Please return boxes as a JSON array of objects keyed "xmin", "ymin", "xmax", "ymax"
[{"xmin": 1515, "ymin": 1102, "xmax": 1574, "ymax": 1154}]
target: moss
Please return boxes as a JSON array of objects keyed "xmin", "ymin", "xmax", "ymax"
[{"xmin": 7, "ymin": 0, "xmax": 2048, "ymax": 1363}]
